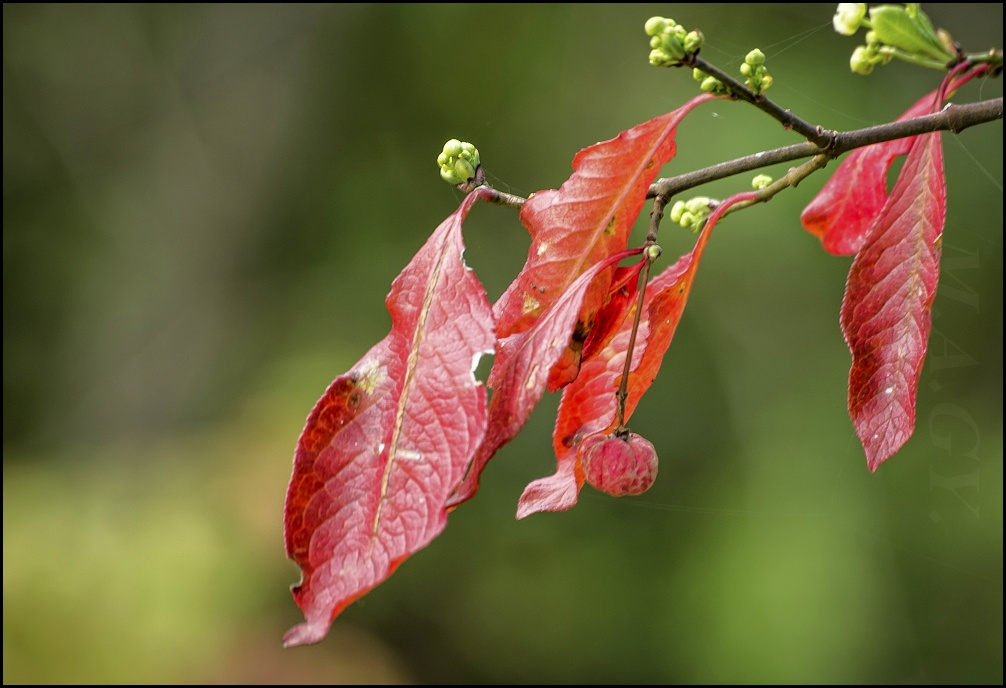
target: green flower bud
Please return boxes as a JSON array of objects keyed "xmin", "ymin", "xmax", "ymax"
[
  {"xmin": 459, "ymin": 141, "xmax": 479, "ymax": 167},
  {"xmin": 645, "ymin": 16, "xmax": 701, "ymax": 66},
  {"xmin": 833, "ymin": 3, "xmax": 867, "ymax": 36},
  {"xmin": 740, "ymin": 63, "xmax": 752, "ymax": 76},
  {"xmin": 850, "ymin": 45, "xmax": 875, "ymax": 74},
  {"xmin": 453, "ymin": 158, "xmax": 475, "ymax": 183},
  {"xmin": 700, "ymin": 76, "xmax": 723, "ymax": 94},
  {"xmin": 693, "ymin": 67, "xmax": 706, "ymax": 82},
  {"xmin": 443, "ymin": 138, "xmax": 463, "ymax": 158},
  {"xmin": 660, "ymin": 33, "xmax": 685, "ymax": 60},
  {"xmin": 937, "ymin": 28, "xmax": 957, "ymax": 58},
  {"xmin": 686, "ymin": 197, "xmax": 711, "ymax": 214},
  {"xmin": 669, "ymin": 196, "xmax": 716, "ymax": 233},
  {"xmin": 438, "ymin": 139, "xmax": 480, "ymax": 185},
  {"xmin": 751, "ymin": 174, "xmax": 773, "ymax": 190},
  {"xmin": 645, "ymin": 243, "xmax": 662, "ymax": 261},
  {"xmin": 644, "ymin": 16, "xmax": 667, "ymax": 37},
  {"xmin": 745, "ymin": 48, "xmax": 766, "ymax": 66},
  {"xmin": 649, "ymin": 49, "xmax": 674, "ymax": 67},
  {"xmin": 669, "ymin": 201, "xmax": 686, "ymax": 223},
  {"xmin": 683, "ymin": 31, "xmax": 703, "ymax": 53}
]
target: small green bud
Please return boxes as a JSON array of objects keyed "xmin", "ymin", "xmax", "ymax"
[
  {"xmin": 438, "ymin": 139, "xmax": 480, "ymax": 185},
  {"xmin": 453, "ymin": 158, "xmax": 475, "ymax": 183},
  {"xmin": 644, "ymin": 16, "xmax": 667, "ymax": 37},
  {"xmin": 443, "ymin": 138, "xmax": 463, "ymax": 158},
  {"xmin": 645, "ymin": 244, "xmax": 662, "ymax": 261},
  {"xmin": 693, "ymin": 67, "xmax": 706, "ymax": 82},
  {"xmin": 649, "ymin": 49, "xmax": 673, "ymax": 67},
  {"xmin": 669, "ymin": 201, "xmax": 686, "ymax": 223},
  {"xmin": 850, "ymin": 45, "xmax": 875, "ymax": 74},
  {"xmin": 660, "ymin": 33, "xmax": 685, "ymax": 59},
  {"xmin": 833, "ymin": 4, "xmax": 867, "ymax": 36},
  {"xmin": 683, "ymin": 31, "xmax": 703, "ymax": 54},
  {"xmin": 745, "ymin": 48, "xmax": 766, "ymax": 66},
  {"xmin": 685, "ymin": 197, "xmax": 711, "ymax": 214},
  {"xmin": 700, "ymin": 76, "xmax": 724, "ymax": 94},
  {"xmin": 751, "ymin": 174, "xmax": 773, "ymax": 190},
  {"xmin": 937, "ymin": 28, "xmax": 957, "ymax": 58},
  {"xmin": 679, "ymin": 211, "xmax": 695, "ymax": 227},
  {"xmin": 740, "ymin": 63, "xmax": 752, "ymax": 76}
]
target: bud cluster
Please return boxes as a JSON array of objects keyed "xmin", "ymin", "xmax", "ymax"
[
  {"xmin": 670, "ymin": 196, "xmax": 715, "ymax": 233},
  {"xmin": 437, "ymin": 139, "xmax": 480, "ymax": 186},
  {"xmin": 740, "ymin": 49, "xmax": 773, "ymax": 95},
  {"xmin": 645, "ymin": 16, "xmax": 703, "ymax": 67}
]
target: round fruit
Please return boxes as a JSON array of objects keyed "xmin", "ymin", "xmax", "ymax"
[{"xmin": 579, "ymin": 431, "xmax": 658, "ymax": 496}]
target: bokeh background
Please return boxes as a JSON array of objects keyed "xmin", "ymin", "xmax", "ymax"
[{"xmin": 4, "ymin": 3, "xmax": 1002, "ymax": 683}]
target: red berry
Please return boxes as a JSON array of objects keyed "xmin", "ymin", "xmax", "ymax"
[{"xmin": 579, "ymin": 431, "xmax": 658, "ymax": 496}]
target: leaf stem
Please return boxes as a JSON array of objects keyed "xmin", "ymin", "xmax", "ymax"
[{"xmin": 615, "ymin": 245, "xmax": 657, "ymax": 432}]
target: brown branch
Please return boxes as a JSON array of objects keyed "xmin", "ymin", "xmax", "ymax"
[
  {"xmin": 475, "ymin": 97, "xmax": 1002, "ymax": 209},
  {"xmin": 649, "ymin": 97, "xmax": 1003, "ymax": 201}
]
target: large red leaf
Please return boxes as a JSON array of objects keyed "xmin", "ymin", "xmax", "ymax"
[
  {"xmin": 517, "ymin": 193, "xmax": 757, "ymax": 517},
  {"xmin": 841, "ymin": 130, "xmax": 944, "ymax": 471},
  {"xmin": 494, "ymin": 94, "xmax": 714, "ymax": 338},
  {"xmin": 283, "ymin": 189, "xmax": 495, "ymax": 646},
  {"xmin": 800, "ymin": 90, "xmax": 937, "ymax": 255},
  {"xmin": 447, "ymin": 248, "xmax": 644, "ymax": 508}
]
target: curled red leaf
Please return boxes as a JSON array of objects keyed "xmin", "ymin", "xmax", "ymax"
[{"xmin": 283, "ymin": 189, "xmax": 495, "ymax": 646}]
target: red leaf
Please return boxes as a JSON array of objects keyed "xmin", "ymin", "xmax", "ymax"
[
  {"xmin": 494, "ymin": 94, "xmax": 714, "ymax": 338},
  {"xmin": 841, "ymin": 131, "xmax": 944, "ymax": 471},
  {"xmin": 447, "ymin": 248, "xmax": 644, "ymax": 509},
  {"xmin": 546, "ymin": 262, "xmax": 645, "ymax": 393},
  {"xmin": 283, "ymin": 189, "xmax": 495, "ymax": 646},
  {"xmin": 517, "ymin": 194, "xmax": 756, "ymax": 517},
  {"xmin": 581, "ymin": 263, "xmax": 647, "ymax": 363},
  {"xmin": 800, "ymin": 90, "xmax": 937, "ymax": 255}
]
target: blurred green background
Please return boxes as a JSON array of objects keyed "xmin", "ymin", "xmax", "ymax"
[{"xmin": 4, "ymin": 3, "xmax": 1001, "ymax": 683}]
